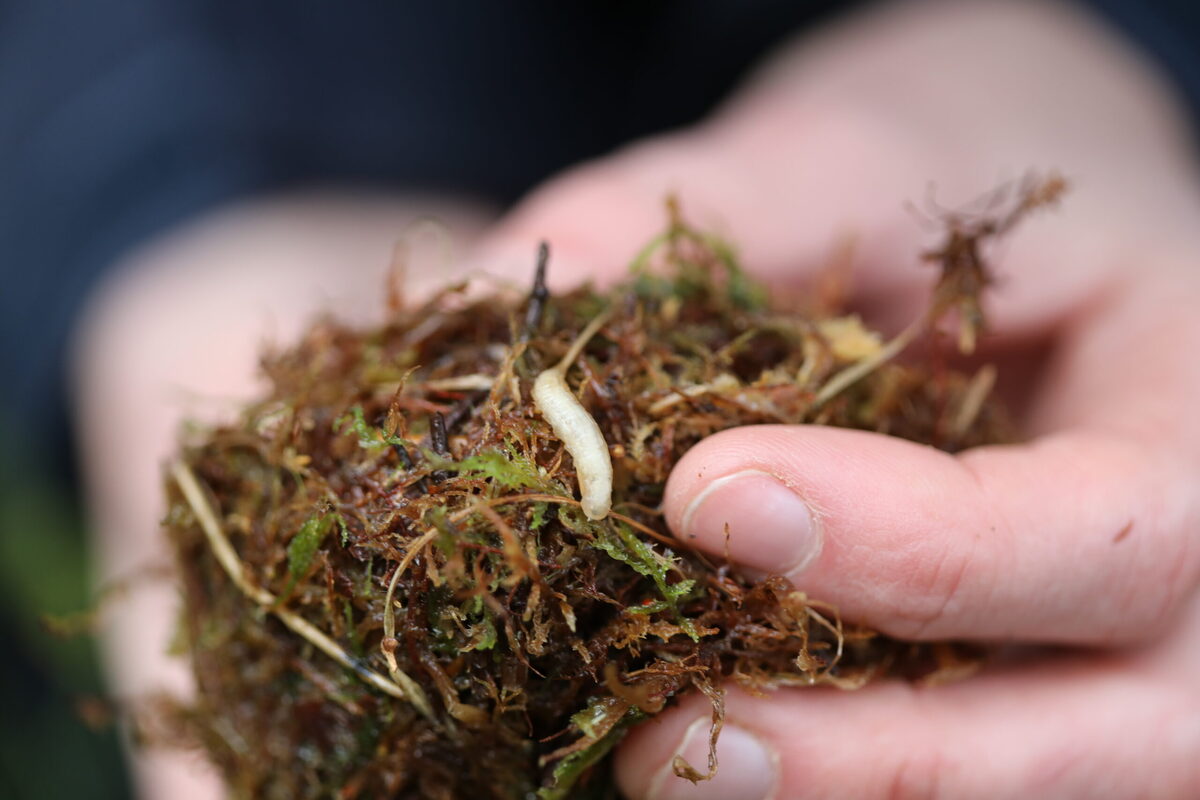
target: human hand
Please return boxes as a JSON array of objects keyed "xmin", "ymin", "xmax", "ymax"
[
  {"xmin": 73, "ymin": 194, "xmax": 497, "ymax": 798},
  {"xmin": 470, "ymin": 2, "xmax": 1200, "ymax": 797}
]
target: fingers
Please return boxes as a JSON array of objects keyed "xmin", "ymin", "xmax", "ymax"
[
  {"xmin": 613, "ymin": 638, "xmax": 1200, "ymax": 800},
  {"xmin": 469, "ymin": 102, "xmax": 936, "ymax": 302},
  {"xmin": 662, "ymin": 424, "xmax": 1200, "ymax": 644},
  {"xmin": 467, "ymin": 96, "xmax": 1148, "ymax": 362},
  {"xmin": 72, "ymin": 193, "xmax": 495, "ymax": 799}
]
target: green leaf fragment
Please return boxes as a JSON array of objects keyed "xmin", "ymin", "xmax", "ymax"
[
  {"xmin": 627, "ymin": 225, "xmax": 766, "ymax": 311},
  {"xmin": 334, "ymin": 405, "xmax": 414, "ymax": 455},
  {"xmin": 677, "ymin": 618, "xmax": 705, "ymax": 642},
  {"xmin": 334, "ymin": 406, "xmax": 383, "ymax": 449},
  {"xmin": 593, "ymin": 524, "xmax": 692, "ymax": 605},
  {"xmin": 453, "ymin": 448, "xmax": 546, "ymax": 491},
  {"xmin": 591, "ymin": 524, "xmax": 705, "ymax": 639},
  {"xmin": 570, "ymin": 697, "xmax": 615, "ymax": 740},
  {"xmin": 627, "ymin": 599, "xmax": 671, "ymax": 615},
  {"xmin": 539, "ymin": 710, "xmax": 644, "ymax": 800},
  {"xmin": 288, "ymin": 513, "xmax": 334, "ymax": 580},
  {"xmin": 465, "ymin": 614, "xmax": 497, "ymax": 651}
]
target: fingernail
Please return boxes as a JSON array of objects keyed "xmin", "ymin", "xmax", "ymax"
[
  {"xmin": 680, "ymin": 470, "xmax": 821, "ymax": 575},
  {"xmin": 649, "ymin": 719, "xmax": 777, "ymax": 800}
]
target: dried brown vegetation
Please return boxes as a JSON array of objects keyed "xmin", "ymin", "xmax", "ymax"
[{"xmin": 165, "ymin": 181, "xmax": 1060, "ymax": 799}]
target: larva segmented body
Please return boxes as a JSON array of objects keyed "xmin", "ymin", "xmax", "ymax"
[{"xmin": 533, "ymin": 368, "xmax": 612, "ymax": 520}]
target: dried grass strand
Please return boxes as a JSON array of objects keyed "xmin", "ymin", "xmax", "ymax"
[
  {"xmin": 813, "ymin": 314, "xmax": 926, "ymax": 407},
  {"xmin": 951, "ymin": 364, "xmax": 997, "ymax": 438},
  {"xmin": 170, "ymin": 461, "xmax": 424, "ymax": 707}
]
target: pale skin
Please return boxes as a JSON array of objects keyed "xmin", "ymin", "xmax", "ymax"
[{"xmin": 75, "ymin": 1, "xmax": 1200, "ymax": 798}]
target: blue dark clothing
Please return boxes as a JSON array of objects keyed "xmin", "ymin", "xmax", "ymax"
[
  {"xmin": 0, "ymin": 1, "xmax": 847, "ymax": 478},
  {"xmin": 0, "ymin": 0, "xmax": 1198, "ymax": 481}
]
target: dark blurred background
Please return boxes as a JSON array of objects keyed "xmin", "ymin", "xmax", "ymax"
[{"xmin": 2, "ymin": 1, "xmax": 1198, "ymax": 797}]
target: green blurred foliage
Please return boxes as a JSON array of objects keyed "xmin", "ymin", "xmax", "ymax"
[{"xmin": 0, "ymin": 440, "xmax": 131, "ymax": 799}]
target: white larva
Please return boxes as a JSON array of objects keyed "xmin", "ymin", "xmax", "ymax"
[{"xmin": 532, "ymin": 312, "xmax": 613, "ymax": 521}]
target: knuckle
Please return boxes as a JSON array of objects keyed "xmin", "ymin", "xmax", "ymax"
[
  {"xmin": 1122, "ymin": 473, "xmax": 1200, "ymax": 637},
  {"xmin": 883, "ymin": 536, "xmax": 981, "ymax": 640}
]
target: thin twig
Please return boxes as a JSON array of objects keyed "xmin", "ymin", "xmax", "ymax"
[
  {"xmin": 805, "ymin": 605, "xmax": 845, "ymax": 681},
  {"xmin": 812, "ymin": 313, "xmax": 927, "ymax": 408},
  {"xmin": 555, "ymin": 309, "xmax": 614, "ymax": 374},
  {"xmin": 606, "ymin": 510, "xmax": 682, "ymax": 548},
  {"xmin": 520, "ymin": 242, "xmax": 551, "ymax": 343},
  {"xmin": 393, "ymin": 442, "xmax": 416, "ymax": 470},
  {"xmin": 421, "ymin": 375, "xmax": 496, "ymax": 392},
  {"xmin": 381, "ymin": 511, "xmax": 481, "ymax": 721},
  {"xmin": 430, "ymin": 412, "xmax": 451, "ymax": 482},
  {"xmin": 430, "ymin": 412, "xmax": 450, "ymax": 455},
  {"xmin": 950, "ymin": 364, "xmax": 997, "ymax": 439},
  {"xmin": 475, "ymin": 503, "xmax": 540, "ymax": 583},
  {"xmin": 170, "ymin": 461, "xmax": 428, "ymax": 710}
]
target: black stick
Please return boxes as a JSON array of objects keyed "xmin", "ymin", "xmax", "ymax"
[
  {"xmin": 519, "ymin": 241, "xmax": 550, "ymax": 342},
  {"xmin": 430, "ymin": 412, "xmax": 449, "ymax": 456},
  {"xmin": 393, "ymin": 442, "xmax": 416, "ymax": 470},
  {"xmin": 430, "ymin": 412, "xmax": 451, "ymax": 482}
]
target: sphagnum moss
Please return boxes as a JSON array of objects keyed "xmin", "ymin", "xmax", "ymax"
[{"xmin": 165, "ymin": 180, "xmax": 1061, "ymax": 799}]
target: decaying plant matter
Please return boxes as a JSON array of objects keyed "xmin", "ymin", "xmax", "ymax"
[{"xmin": 165, "ymin": 178, "xmax": 1062, "ymax": 799}]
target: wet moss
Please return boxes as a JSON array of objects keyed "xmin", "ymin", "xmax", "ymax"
[{"xmin": 164, "ymin": 180, "xmax": 1061, "ymax": 799}]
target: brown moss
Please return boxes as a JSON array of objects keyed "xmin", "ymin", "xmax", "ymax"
[{"xmin": 163, "ymin": 180, "xmax": 1060, "ymax": 799}]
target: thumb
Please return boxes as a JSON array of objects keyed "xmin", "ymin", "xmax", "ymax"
[{"xmin": 662, "ymin": 424, "xmax": 1200, "ymax": 645}]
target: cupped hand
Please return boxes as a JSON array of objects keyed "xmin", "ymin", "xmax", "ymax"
[{"xmin": 471, "ymin": 2, "xmax": 1200, "ymax": 797}]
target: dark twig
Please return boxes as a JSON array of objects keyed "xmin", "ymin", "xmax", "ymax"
[
  {"xmin": 431, "ymin": 412, "xmax": 449, "ymax": 456},
  {"xmin": 442, "ymin": 389, "xmax": 487, "ymax": 434},
  {"xmin": 430, "ymin": 412, "xmax": 451, "ymax": 482},
  {"xmin": 520, "ymin": 242, "xmax": 551, "ymax": 342},
  {"xmin": 393, "ymin": 442, "xmax": 416, "ymax": 470}
]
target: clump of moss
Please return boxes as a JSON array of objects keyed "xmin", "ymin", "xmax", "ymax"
[{"xmin": 165, "ymin": 180, "xmax": 1061, "ymax": 799}]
